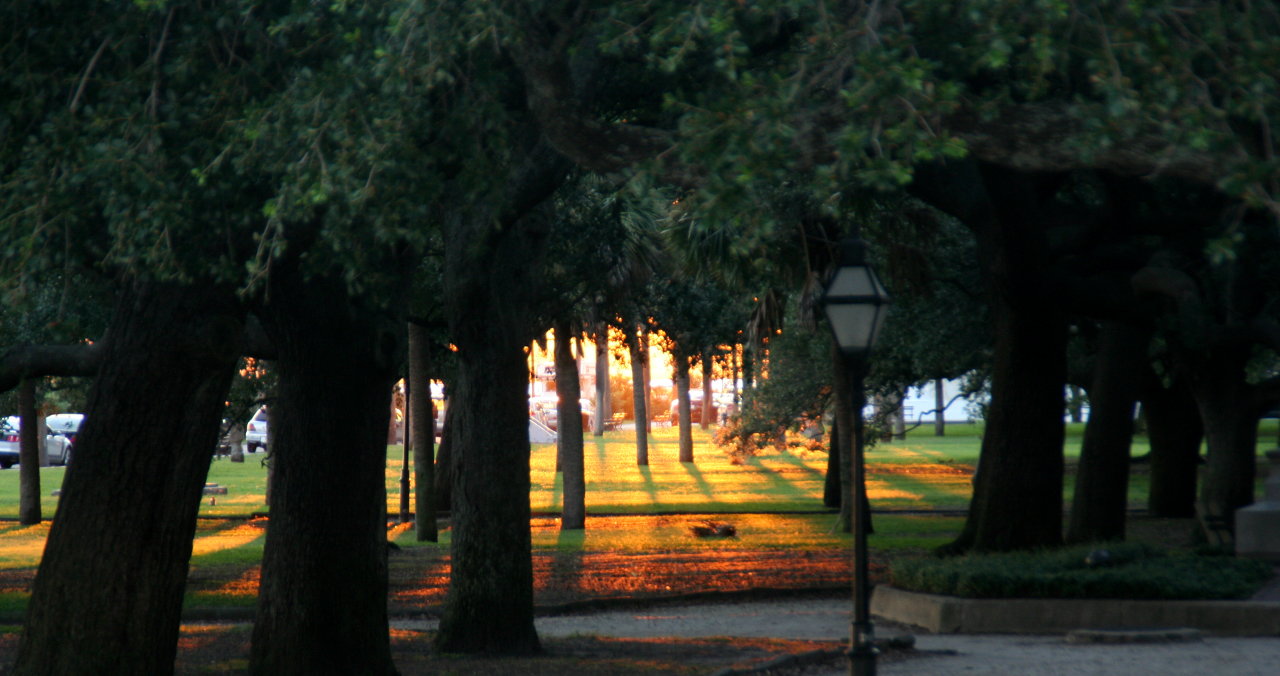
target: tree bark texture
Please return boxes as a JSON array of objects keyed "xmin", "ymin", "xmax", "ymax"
[
  {"xmin": 435, "ymin": 292, "xmax": 540, "ymax": 654},
  {"xmin": 629, "ymin": 328, "xmax": 649, "ymax": 466},
  {"xmin": 675, "ymin": 356, "xmax": 693, "ymax": 463},
  {"xmin": 15, "ymin": 281, "xmax": 243, "ymax": 676},
  {"xmin": 18, "ymin": 379, "xmax": 40, "ymax": 524},
  {"xmin": 1067, "ymin": 321, "xmax": 1147, "ymax": 543},
  {"xmin": 250, "ymin": 269, "xmax": 399, "ymax": 676},
  {"xmin": 555, "ymin": 321, "xmax": 586, "ymax": 530},
  {"xmin": 408, "ymin": 322, "xmax": 438, "ymax": 542},
  {"xmin": 943, "ymin": 165, "xmax": 1067, "ymax": 554},
  {"xmin": 433, "ymin": 403, "xmax": 455, "ymax": 512},
  {"xmin": 1143, "ymin": 373, "xmax": 1203, "ymax": 517}
]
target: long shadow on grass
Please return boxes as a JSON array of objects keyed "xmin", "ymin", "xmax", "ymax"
[
  {"xmin": 740, "ymin": 455, "xmax": 812, "ymax": 501},
  {"xmin": 865, "ymin": 469, "xmax": 973, "ymax": 511},
  {"xmin": 636, "ymin": 465, "xmax": 660, "ymax": 507},
  {"xmin": 679, "ymin": 462, "xmax": 715, "ymax": 498},
  {"xmin": 759, "ymin": 449, "xmax": 824, "ymax": 477}
]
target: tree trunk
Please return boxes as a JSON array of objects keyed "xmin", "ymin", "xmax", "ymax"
[
  {"xmin": 701, "ymin": 349, "xmax": 714, "ymax": 429},
  {"xmin": 641, "ymin": 325, "xmax": 653, "ymax": 436},
  {"xmin": 941, "ymin": 166, "xmax": 1067, "ymax": 555},
  {"xmin": 15, "ymin": 280, "xmax": 243, "ymax": 675},
  {"xmin": 409, "ymin": 322, "xmax": 438, "ymax": 542},
  {"xmin": 18, "ymin": 379, "xmax": 40, "ymax": 525},
  {"xmin": 629, "ymin": 327, "xmax": 649, "ymax": 466},
  {"xmin": 892, "ymin": 390, "xmax": 907, "ymax": 440},
  {"xmin": 1143, "ymin": 373, "xmax": 1202, "ymax": 517},
  {"xmin": 1067, "ymin": 321, "xmax": 1146, "ymax": 543},
  {"xmin": 934, "ymin": 378, "xmax": 946, "ymax": 436},
  {"xmin": 555, "ymin": 321, "xmax": 586, "ymax": 530},
  {"xmin": 676, "ymin": 356, "xmax": 693, "ymax": 463},
  {"xmin": 250, "ymin": 269, "xmax": 398, "ymax": 676},
  {"xmin": 824, "ymin": 415, "xmax": 842, "ymax": 508},
  {"xmin": 830, "ymin": 344, "xmax": 854, "ymax": 533},
  {"xmin": 434, "ymin": 402, "xmax": 455, "ymax": 512},
  {"xmin": 593, "ymin": 322, "xmax": 609, "ymax": 436},
  {"xmin": 1184, "ymin": 347, "xmax": 1260, "ymax": 523}
]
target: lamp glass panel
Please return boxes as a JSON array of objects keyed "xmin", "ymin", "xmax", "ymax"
[
  {"xmin": 824, "ymin": 303, "xmax": 881, "ymax": 352},
  {"xmin": 826, "ymin": 267, "xmax": 878, "ymax": 297}
]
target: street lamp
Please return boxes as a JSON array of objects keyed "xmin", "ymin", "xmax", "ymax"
[{"xmin": 821, "ymin": 236, "xmax": 890, "ymax": 676}]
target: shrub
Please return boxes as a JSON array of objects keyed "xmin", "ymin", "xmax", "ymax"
[{"xmin": 890, "ymin": 543, "xmax": 1273, "ymax": 600}]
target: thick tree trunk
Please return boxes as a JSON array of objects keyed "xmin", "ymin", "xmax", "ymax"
[
  {"xmin": 1143, "ymin": 374, "xmax": 1203, "ymax": 517},
  {"xmin": 1067, "ymin": 321, "xmax": 1146, "ymax": 543},
  {"xmin": 408, "ymin": 322, "xmax": 438, "ymax": 542},
  {"xmin": 434, "ymin": 403, "xmax": 455, "ymax": 511},
  {"xmin": 629, "ymin": 328, "xmax": 649, "ymax": 466},
  {"xmin": 942, "ymin": 166, "xmax": 1067, "ymax": 554},
  {"xmin": 555, "ymin": 321, "xmax": 586, "ymax": 530},
  {"xmin": 15, "ymin": 281, "xmax": 242, "ymax": 675},
  {"xmin": 434, "ymin": 192, "xmax": 551, "ymax": 654},
  {"xmin": 676, "ymin": 357, "xmax": 693, "ymax": 463},
  {"xmin": 250, "ymin": 270, "xmax": 398, "ymax": 676},
  {"xmin": 435, "ymin": 313, "xmax": 539, "ymax": 654},
  {"xmin": 593, "ymin": 323, "xmax": 609, "ymax": 436},
  {"xmin": 1184, "ymin": 348, "xmax": 1260, "ymax": 523},
  {"xmin": 18, "ymin": 379, "xmax": 40, "ymax": 524}
]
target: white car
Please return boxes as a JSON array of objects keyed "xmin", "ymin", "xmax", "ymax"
[
  {"xmin": 245, "ymin": 406, "xmax": 268, "ymax": 452},
  {"xmin": 0, "ymin": 415, "xmax": 73, "ymax": 469}
]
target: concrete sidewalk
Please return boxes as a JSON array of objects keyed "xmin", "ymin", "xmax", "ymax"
[{"xmin": 399, "ymin": 597, "xmax": 1280, "ymax": 675}]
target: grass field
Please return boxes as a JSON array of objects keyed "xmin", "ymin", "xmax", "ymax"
[
  {"xmin": 3, "ymin": 420, "xmax": 1272, "ymax": 621},
  {"xmin": 5, "ymin": 419, "xmax": 1280, "ymax": 520}
]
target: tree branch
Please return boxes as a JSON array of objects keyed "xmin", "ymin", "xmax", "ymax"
[
  {"xmin": 509, "ymin": 17, "xmax": 685, "ymax": 183},
  {"xmin": 0, "ymin": 343, "xmax": 104, "ymax": 394},
  {"xmin": 950, "ymin": 102, "xmax": 1237, "ymax": 183}
]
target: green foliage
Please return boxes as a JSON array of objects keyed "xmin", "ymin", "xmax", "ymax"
[
  {"xmin": 891, "ymin": 542, "xmax": 1274, "ymax": 600},
  {"xmin": 718, "ymin": 320, "xmax": 831, "ymax": 455}
]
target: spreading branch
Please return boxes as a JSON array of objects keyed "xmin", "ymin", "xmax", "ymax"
[
  {"xmin": 0, "ymin": 343, "xmax": 104, "ymax": 394},
  {"xmin": 950, "ymin": 102, "xmax": 1237, "ymax": 184}
]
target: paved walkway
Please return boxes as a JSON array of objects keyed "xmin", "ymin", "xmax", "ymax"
[{"xmin": 397, "ymin": 596, "xmax": 1280, "ymax": 675}]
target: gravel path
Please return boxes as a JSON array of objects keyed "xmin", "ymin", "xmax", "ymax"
[{"xmin": 397, "ymin": 597, "xmax": 1280, "ymax": 675}]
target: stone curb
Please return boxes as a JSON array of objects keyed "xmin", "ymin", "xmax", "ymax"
[{"xmin": 872, "ymin": 585, "xmax": 1280, "ymax": 636}]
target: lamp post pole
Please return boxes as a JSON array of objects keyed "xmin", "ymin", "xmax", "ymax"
[
  {"xmin": 819, "ymin": 236, "xmax": 888, "ymax": 676},
  {"xmin": 848, "ymin": 356, "xmax": 876, "ymax": 676}
]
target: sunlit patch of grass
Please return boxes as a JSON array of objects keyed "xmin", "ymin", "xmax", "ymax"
[
  {"xmin": 190, "ymin": 519, "xmax": 266, "ymax": 558},
  {"xmin": 0, "ymin": 523, "xmax": 51, "ymax": 567}
]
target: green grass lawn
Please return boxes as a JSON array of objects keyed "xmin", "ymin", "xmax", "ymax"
[
  {"xmin": 10, "ymin": 419, "xmax": 1280, "ymax": 519},
  {"xmin": 5, "ymin": 419, "xmax": 1271, "ymax": 619},
  {"xmin": 5, "ymin": 419, "xmax": 1279, "ymax": 521}
]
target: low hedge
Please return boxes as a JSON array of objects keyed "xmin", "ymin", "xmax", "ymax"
[{"xmin": 890, "ymin": 543, "xmax": 1274, "ymax": 600}]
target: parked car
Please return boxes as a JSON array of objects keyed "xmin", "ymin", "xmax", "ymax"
[
  {"xmin": 668, "ymin": 390, "xmax": 718, "ymax": 424},
  {"xmin": 245, "ymin": 406, "xmax": 268, "ymax": 452},
  {"xmin": 0, "ymin": 415, "xmax": 74, "ymax": 468},
  {"xmin": 46, "ymin": 413, "xmax": 84, "ymax": 462}
]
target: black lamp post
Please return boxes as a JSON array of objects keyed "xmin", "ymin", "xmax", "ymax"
[{"xmin": 821, "ymin": 237, "xmax": 890, "ymax": 676}]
